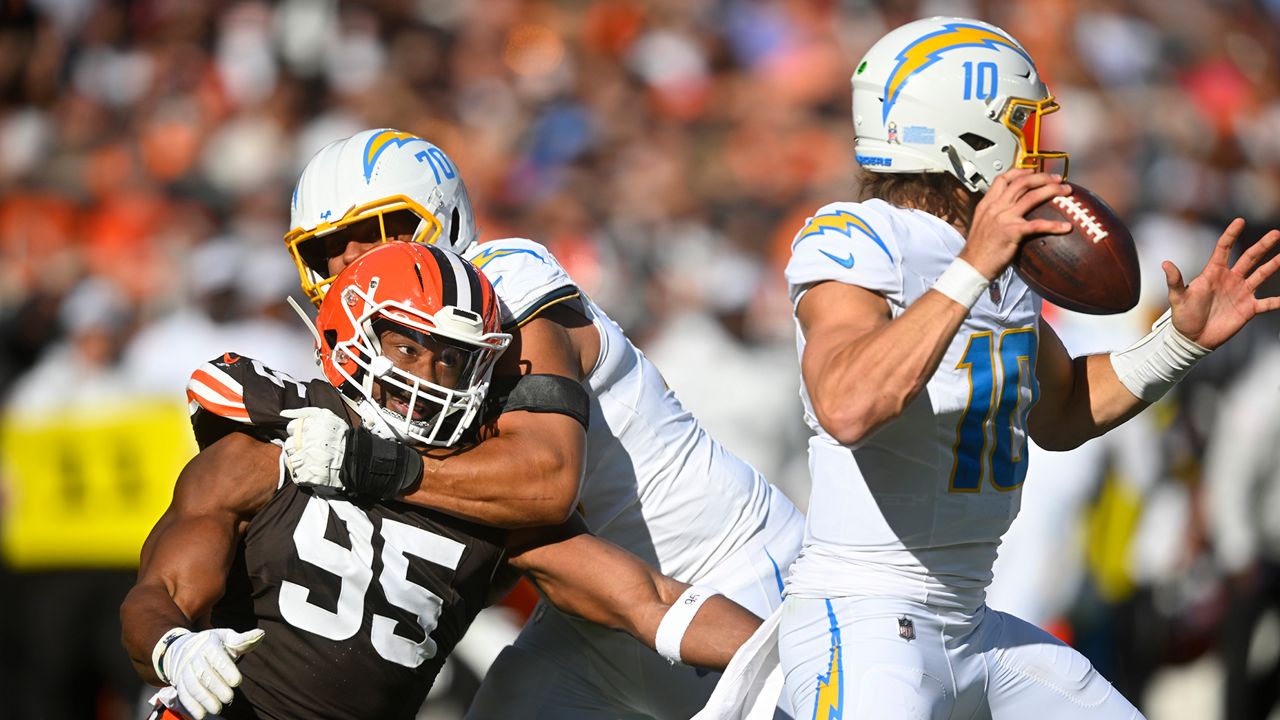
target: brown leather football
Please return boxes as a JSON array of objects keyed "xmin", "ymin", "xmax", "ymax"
[{"xmin": 1015, "ymin": 182, "xmax": 1140, "ymax": 314}]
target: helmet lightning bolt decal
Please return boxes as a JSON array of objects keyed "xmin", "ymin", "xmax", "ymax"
[
  {"xmin": 812, "ymin": 600, "xmax": 844, "ymax": 720},
  {"xmin": 362, "ymin": 130, "xmax": 430, "ymax": 182},
  {"xmin": 794, "ymin": 210, "xmax": 892, "ymax": 262},
  {"xmin": 883, "ymin": 22, "xmax": 1033, "ymax": 123}
]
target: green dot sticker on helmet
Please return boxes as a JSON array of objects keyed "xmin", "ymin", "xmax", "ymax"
[{"xmin": 856, "ymin": 61, "xmax": 868, "ymax": 75}]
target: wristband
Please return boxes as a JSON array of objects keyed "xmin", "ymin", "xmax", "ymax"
[
  {"xmin": 151, "ymin": 627, "xmax": 191, "ymax": 684},
  {"xmin": 342, "ymin": 425, "xmax": 425, "ymax": 499},
  {"xmin": 655, "ymin": 585, "xmax": 721, "ymax": 664},
  {"xmin": 933, "ymin": 258, "xmax": 990, "ymax": 309},
  {"xmin": 1109, "ymin": 309, "xmax": 1210, "ymax": 403}
]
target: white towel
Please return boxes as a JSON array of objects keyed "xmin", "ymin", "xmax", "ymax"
[{"xmin": 692, "ymin": 605, "xmax": 787, "ymax": 720}]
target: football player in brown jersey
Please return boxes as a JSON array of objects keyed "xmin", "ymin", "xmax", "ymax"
[{"xmin": 121, "ymin": 243, "xmax": 761, "ymax": 720}]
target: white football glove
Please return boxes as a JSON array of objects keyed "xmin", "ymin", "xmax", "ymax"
[
  {"xmin": 281, "ymin": 407, "xmax": 349, "ymax": 490},
  {"xmin": 156, "ymin": 627, "xmax": 265, "ymax": 720}
]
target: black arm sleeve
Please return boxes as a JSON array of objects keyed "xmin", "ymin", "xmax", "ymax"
[
  {"xmin": 487, "ymin": 374, "xmax": 590, "ymax": 430},
  {"xmin": 341, "ymin": 426, "xmax": 425, "ymax": 500}
]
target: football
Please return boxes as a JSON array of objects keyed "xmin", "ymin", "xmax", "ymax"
[{"xmin": 1015, "ymin": 182, "xmax": 1140, "ymax": 314}]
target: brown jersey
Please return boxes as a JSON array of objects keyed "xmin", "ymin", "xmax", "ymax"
[{"xmin": 186, "ymin": 354, "xmax": 508, "ymax": 719}]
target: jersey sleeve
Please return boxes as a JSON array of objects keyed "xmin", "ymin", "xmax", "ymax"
[
  {"xmin": 186, "ymin": 352, "xmax": 348, "ymax": 450},
  {"xmin": 784, "ymin": 202, "xmax": 904, "ymax": 307},
  {"xmin": 465, "ymin": 238, "xmax": 580, "ymax": 329}
]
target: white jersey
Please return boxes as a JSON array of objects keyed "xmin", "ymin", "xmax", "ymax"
[
  {"xmin": 466, "ymin": 238, "xmax": 792, "ymax": 584},
  {"xmin": 783, "ymin": 199, "xmax": 1041, "ymax": 612}
]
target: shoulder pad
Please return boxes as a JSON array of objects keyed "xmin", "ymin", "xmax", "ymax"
[
  {"xmin": 785, "ymin": 202, "xmax": 903, "ymax": 305},
  {"xmin": 187, "ymin": 353, "xmax": 348, "ymax": 450},
  {"xmin": 466, "ymin": 238, "xmax": 579, "ymax": 329}
]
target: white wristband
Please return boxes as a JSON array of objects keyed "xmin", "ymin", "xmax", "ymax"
[
  {"xmin": 654, "ymin": 585, "xmax": 721, "ymax": 664},
  {"xmin": 151, "ymin": 627, "xmax": 191, "ymax": 684},
  {"xmin": 1109, "ymin": 310, "xmax": 1210, "ymax": 403},
  {"xmin": 933, "ymin": 258, "xmax": 990, "ymax": 309}
]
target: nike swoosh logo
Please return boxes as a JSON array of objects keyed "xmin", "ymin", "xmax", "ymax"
[{"xmin": 819, "ymin": 249, "xmax": 856, "ymax": 268}]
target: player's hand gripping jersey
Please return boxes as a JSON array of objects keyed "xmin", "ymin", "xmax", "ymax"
[
  {"xmin": 784, "ymin": 200, "xmax": 1040, "ymax": 611},
  {"xmin": 467, "ymin": 238, "xmax": 801, "ymax": 590},
  {"xmin": 187, "ymin": 353, "xmax": 507, "ymax": 719}
]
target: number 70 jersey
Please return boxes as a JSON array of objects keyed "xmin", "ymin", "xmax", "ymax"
[{"xmin": 783, "ymin": 199, "xmax": 1041, "ymax": 611}]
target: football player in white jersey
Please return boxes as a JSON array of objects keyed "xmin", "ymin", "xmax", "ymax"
[
  {"xmin": 775, "ymin": 16, "xmax": 1280, "ymax": 720},
  {"xmin": 281, "ymin": 128, "xmax": 805, "ymax": 718}
]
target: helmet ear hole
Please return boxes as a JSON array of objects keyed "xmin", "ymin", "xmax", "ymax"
[
  {"xmin": 449, "ymin": 207, "xmax": 461, "ymax": 246},
  {"xmin": 960, "ymin": 133, "xmax": 995, "ymax": 151},
  {"xmin": 324, "ymin": 329, "xmax": 338, "ymax": 349}
]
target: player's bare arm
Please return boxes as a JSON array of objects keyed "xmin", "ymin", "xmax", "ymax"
[
  {"xmin": 505, "ymin": 520, "xmax": 761, "ymax": 671},
  {"xmin": 1032, "ymin": 218, "xmax": 1280, "ymax": 450},
  {"xmin": 400, "ymin": 304, "xmax": 597, "ymax": 527},
  {"xmin": 799, "ymin": 170, "xmax": 1070, "ymax": 446},
  {"xmin": 799, "ymin": 281, "xmax": 961, "ymax": 445},
  {"xmin": 1028, "ymin": 321, "xmax": 1149, "ymax": 450},
  {"xmin": 299, "ymin": 226, "xmax": 594, "ymax": 527},
  {"xmin": 120, "ymin": 433, "xmax": 279, "ymax": 685}
]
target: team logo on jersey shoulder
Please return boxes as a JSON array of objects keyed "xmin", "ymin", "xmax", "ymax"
[
  {"xmin": 470, "ymin": 246, "xmax": 545, "ymax": 270},
  {"xmin": 794, "ymin": 210, "xmax": 893, "ymax": 263}
]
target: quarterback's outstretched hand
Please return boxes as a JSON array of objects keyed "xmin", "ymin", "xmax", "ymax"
[
  {"xmin": 1167, "ymin": 218, "xmax": 1280, "ymax": 349},
  {"xmin": 159, "ymin": 628, "xmax": 265, "ymax": 720},
  {"xmin": 281, "ymin": 407, "xmax": 349, "ymax": 490}
]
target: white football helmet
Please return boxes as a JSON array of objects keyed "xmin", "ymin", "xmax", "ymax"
[
  {"xmin": 287, "ymin": 128, "xmax": 479, "ymax": 305},
  {"xmin": 851, "ymin": 17, "xmax": 1068, "ymax": 192}
]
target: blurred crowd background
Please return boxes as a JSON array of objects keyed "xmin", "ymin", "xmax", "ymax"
[{"xmin": 2, "ymin": 0, "xmax": 1279, "ymax": 718}]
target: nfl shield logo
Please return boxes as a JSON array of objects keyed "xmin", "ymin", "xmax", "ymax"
[{"xmin": 898, "ymin": 616, "xmax": 915, "ymax": 641}]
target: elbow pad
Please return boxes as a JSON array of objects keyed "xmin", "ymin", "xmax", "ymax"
[{"xmin": 492, "ymin": 374, "xmax": 590, "ymax": 430}]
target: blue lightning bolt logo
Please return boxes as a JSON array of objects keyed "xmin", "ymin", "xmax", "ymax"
[
  {"xmin": 812, "ymin": 600, "xmax": 844, "ymax": 720},
  {"xmin": 362, "ymin": 130, "xmax": 430, "ymax": 182},
  {"xmin": 794, "ymin": 210, "xmax": 892, "ymax": 262},
  {"xmin": 470, "ymin": 246, "xmax": 546, "ymax": 270},
  {"xmin": 883, "ymin": 22, "xmax": 1033, "ymax": 123}
]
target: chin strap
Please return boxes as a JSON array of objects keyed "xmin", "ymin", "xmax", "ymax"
[{"xmin": 942, "ymin": 144, "xmax": 987, "ymax": 192}]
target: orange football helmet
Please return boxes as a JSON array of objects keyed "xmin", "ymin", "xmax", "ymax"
[{"xmin": 315, "ymin": 242, "xmax": 510, "ymax": 447}]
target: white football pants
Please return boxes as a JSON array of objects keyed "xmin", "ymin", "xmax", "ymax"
[{"xmin": 778, "ymin": 596, "xmax": 1144, "ymax": 720}]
